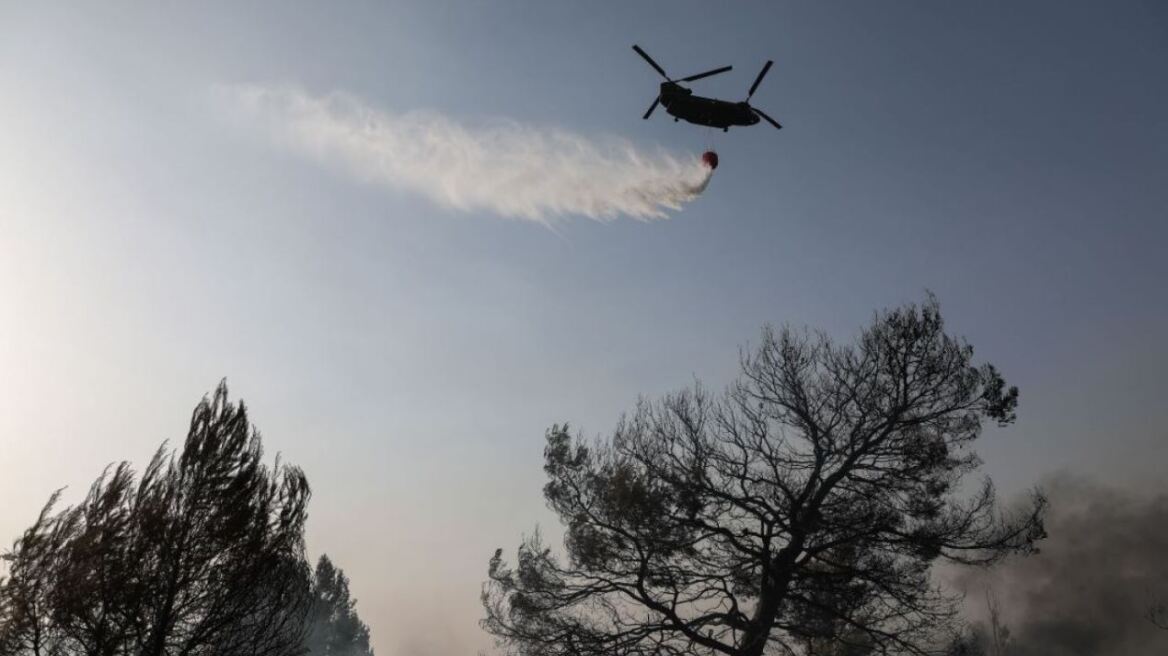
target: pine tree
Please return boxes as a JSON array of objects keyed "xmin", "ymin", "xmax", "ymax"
[
  {"xmin": 305, "ymin": 555, "xmax": 374, "ymax": 656},
  {"xmin": 0, "ymin": 382, "xmax": 313, "ymax": 656}
]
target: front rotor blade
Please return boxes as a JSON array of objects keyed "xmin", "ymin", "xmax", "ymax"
[
  {"xmin": 752, "ymin": 107, "xmax": 782, "ymax": 130},
  {"xmin": 632, "ymin": 45, "xmax": 669, "ymax": 79},
  {"xmin": 677, "ymin": 65, "xmax": 733, "ymax": 83},
  {"xmin": 643, "ymin": 96, "xmax": 660, "ymax": 120},
  {"xmin": 747, "ymin": 60, "xmax": 773, "ymax": 100}
]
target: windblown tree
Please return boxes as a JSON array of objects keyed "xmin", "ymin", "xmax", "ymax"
[
  {"xmin": 483, "ymin": 297, "xmax": 1047, "ymax": 656},
  {"xmin": 304, "ymin": 555, "xmax": 374, "ymax": 656},
  {"xmin": 0, "ymin": 382, "xmax": 313, "ymax": 656},
  {"xmin": 0, "ymin": 493, "xmax": 74, "ymax": 656}
]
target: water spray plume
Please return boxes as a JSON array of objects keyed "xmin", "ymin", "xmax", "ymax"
[{"xmin": 223, "ymin": 85, "xmax": 714, "ymax": 223}]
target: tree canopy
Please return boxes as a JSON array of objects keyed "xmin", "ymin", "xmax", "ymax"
[
  {"xmin": 305, "ymin": 555, "xmax": 374, "ymax": 656},
  {"xmin": 0, "ymin": 382, "xmax": 313, "ymax": 656},
  {"xmin": 483, "ymin": 297, "xmax": 1046, "ymax": 656}
]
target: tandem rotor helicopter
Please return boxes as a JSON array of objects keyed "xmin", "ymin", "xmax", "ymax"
[{"xmin": 632, "ymin": 44, "xmax": 782, "ymax": 133}]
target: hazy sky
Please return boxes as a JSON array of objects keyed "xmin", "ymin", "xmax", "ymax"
[{"xmin": 2, "ymin": 3, "xmax": 1166, "ymax": 656}]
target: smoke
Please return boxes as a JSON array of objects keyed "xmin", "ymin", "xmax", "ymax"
[
  {"xmin": 951, "ymin": 474, "xmax": 1168, "ymax": 655},
  {"xmin": 221, "ymin": 85, "xmax": 714, "ymax": 223}
]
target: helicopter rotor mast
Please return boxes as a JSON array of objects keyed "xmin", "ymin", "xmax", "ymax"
[{"xmin": 632, "ymin": 45, "xmax": 732, "ymax": 119}]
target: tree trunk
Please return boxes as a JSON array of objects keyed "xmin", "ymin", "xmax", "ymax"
[
  {"xmin": 738, "ymin": 589, "xmax": 784, "ymax": 656},
  {"xmin": 738, "ymin": 543, "xmax": 801, "ymax": 656}
]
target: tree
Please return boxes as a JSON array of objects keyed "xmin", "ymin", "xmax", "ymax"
[
  {"xmin": 0, "ymin": 491, "xmax": 74, "ymax": 656},
  {"xmin": 0, "ymin": 382, "xmax": 313, "ymax": 656},
  {"xmin": 483, "ymin": 297, "xmax": 1046, "ymax": 656},
  {"xmin": 304, "ymin": 555, "xmax": 374, "ymax": 656}
]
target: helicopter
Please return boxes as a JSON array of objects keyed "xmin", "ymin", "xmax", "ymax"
[{"xmin": 632, "ymin": 45, "xmax": 782, "ymax": 132}]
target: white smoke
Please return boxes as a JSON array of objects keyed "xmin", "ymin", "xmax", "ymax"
[{"xmin": 222, "ymin": 85, "xmax": 714, "ymax": 223}]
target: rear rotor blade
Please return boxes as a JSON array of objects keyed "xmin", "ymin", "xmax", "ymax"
[
  {"xmin": 747, "ymin": 60, "xmax": 773, "ymax": 100},
  {"xmin": 677, "ymin": 65, "xmax": 733, "ymax": 83},
  {"xmin": 632, "ymin": 45, "xmax": 669, "ymax": 79},
  {"xmin": 643, "ymin": 96, "xmax": 660, "ymax": 120},
  {"xmin": 752, "ymin": 107, "xmax": 782, "ymax": 130}
]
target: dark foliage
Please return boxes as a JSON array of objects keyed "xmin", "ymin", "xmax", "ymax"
[
  {"xmin": 483, "ymin": 297, "xmax": 1046, "ymax": 656},
  {"xmin": 0, "ymin": 382, "xmax": 313, "ymax": 656},
  {"xmin": 305, "ymin": 555, "xmax": 373, "ymax": 656}
]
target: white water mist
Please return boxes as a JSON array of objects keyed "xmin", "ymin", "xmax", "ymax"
[{"xmin": 223, "ymin": 85, "xmax": 713, "ymax": 223}]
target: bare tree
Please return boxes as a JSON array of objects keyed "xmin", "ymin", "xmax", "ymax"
[
  {"xmin": 0, "ymin": 382, "xmax": 313, "ymax": 656},
  {"xmin": 484, "ymin": 297, "xmax": 1046, "ymax": 656}
]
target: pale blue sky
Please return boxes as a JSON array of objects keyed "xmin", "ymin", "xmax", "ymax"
[{"xmin": 1, "ymin": 3, "xmax": 1166, "ymax": 656}]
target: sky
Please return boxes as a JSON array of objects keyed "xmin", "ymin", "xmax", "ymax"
[{"xmin": 1, "ymin": 2, "xmax": 1166, "ymax": 655}]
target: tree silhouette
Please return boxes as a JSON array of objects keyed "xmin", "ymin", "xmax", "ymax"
[
  {"xmin": 0, "ymin": 491, "xmax": 72, "ymax": 656},
  {"xmin": 304, "ymin": 555, "xmax": 373, "ymax": 656},
  {"xmin": 483, "ymin": 297, "xmax": 1046, "ymax": 656},
  {"xmin": 0, "ymin": 382, "xmax": 312, "ymax": 656}
]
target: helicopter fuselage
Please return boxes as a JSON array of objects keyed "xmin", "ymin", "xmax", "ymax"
[{"xmin": 659, "ymin": 83, "xmax": 759, "ymax": 131}]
